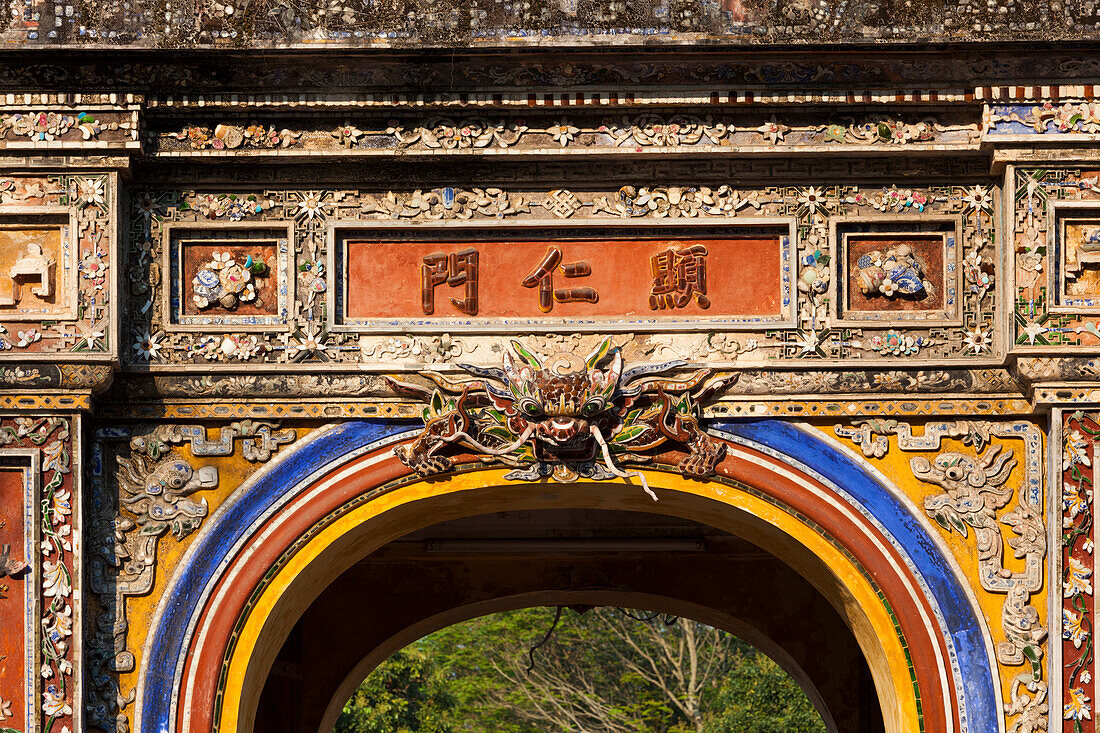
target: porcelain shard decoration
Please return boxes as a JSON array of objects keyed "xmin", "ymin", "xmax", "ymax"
[
  {"xmin": 389, "ymin": 339, "xmax": 732, "ymax": 497},
  {"xmin": 835, "ymin": 419, "xmax": 1049, "ymax": 733},
  {"xmin": 854, "ymin": 243, "xmax": 934, "ymax": 300},
  {"xmin": 191, "ymin": 250, "xmax": 268, "ymax": 311}
]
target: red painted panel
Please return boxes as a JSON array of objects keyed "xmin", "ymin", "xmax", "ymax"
[
  {"xmin": 0, "ymin": 468, "xmax": 27, "ymax": 730},
  {"xmin": 345, "ymin": 237, "xmax": 782, "ymax": 320}
]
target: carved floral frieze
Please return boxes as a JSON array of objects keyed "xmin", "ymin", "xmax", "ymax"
[
  {"xmin": 128, "ymin": 182, "xmax": 999, "ymax": 370},
  {"xmin": 1062, "ymin": 410, "xmax": 1097, "ymax": 733},
  {"xmin": 153, "ymin": 113, "xmax": 980, "ymax": 155},
  {"xmin": 987, "ymin": 102, "xmax": 1100, "ymax": 136},
  {"xmin": 0, "ymin": 109, "xmax": 138, "ymax": 146}
]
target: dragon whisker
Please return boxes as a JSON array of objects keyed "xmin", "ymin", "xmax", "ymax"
[
  {"xmin": 591, "ymin": 424, "xmax": 657, "ymax": 502},
  {"xmin": 435, "ymin": 423, "xmax": 536, "ymax": 457}
]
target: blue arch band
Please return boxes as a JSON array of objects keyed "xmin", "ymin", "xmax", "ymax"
[
  {"xmin": 722, "ymin": 420, "xmax": 995, "ymax": 732},
  {"xmin": 140, "ymin": 418, "xmax": 997, "ymax": 733}
]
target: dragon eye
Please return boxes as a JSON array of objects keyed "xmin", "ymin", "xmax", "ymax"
[
  {"xmin": 519, "ymin": 399, "xmax": 542, "ymax": 417},
  {"xmin": 582, "ymin": 398, "xmax": 605, "ymax": 415}
]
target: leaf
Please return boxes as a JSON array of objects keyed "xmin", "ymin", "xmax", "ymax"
[
  {"xmin": 611, "ymin": 425, "xmax": 651, "ymax": 444},
  {"xmin": 430, "ymin": 390, "xmax": 445, "ymax": 416},
  {"xmin": 585, "ymin": 338, "xmax": 612, "ymax": 369}
]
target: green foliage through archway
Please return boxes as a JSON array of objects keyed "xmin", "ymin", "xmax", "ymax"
[{"xmin": 335, "ymin": 607, "xmax": 827, "ymax": 733}]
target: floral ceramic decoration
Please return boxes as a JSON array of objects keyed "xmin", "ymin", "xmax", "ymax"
[
  {"xmin": 0, "ymin": 175, "xmax": 114, "ymax": 358},
  {"xmin": 855, "ymin": 244, "xmax": 934, "ymax": 299},
  {"xmin": 191, "ymin": 251, "xmax": 267, "ymax": 311},
  {"xmin": 1064, "ymin": 411, "xmax": 1098, "ymax": 733}
]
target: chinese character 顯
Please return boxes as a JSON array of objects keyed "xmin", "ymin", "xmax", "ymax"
[{"xmin": 649, "ymin": 244, "xmax": 710, "ymax": 310}]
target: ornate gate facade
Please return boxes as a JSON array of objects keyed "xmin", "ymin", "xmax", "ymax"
[{"xmin": 1, "ymin": 21, "xmax": 1100, "ymax": 733}]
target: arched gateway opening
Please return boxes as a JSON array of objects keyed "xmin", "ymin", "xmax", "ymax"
[
  {"xmin": 136, "ymin": 420, "xmax": 1000, "ymax": 733},
  {"xmin": 262, "ymin": 509, "xmax": 874, "ymax": 733}
]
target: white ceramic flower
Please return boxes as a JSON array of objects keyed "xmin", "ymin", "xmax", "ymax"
[
  {"xmin": 208, "ymin": 251, "xmax": 233, "ymax": 270},
  {"xmin": 1022, "ymin": 320, "xmax": 1048, "ymax": 345},
  {"xmin": 797, "ymin": 186, "xmax": 826, "ymax": 214},
  {"xmin": 963, "ymin": 328, "xmax": 991, "ymax": 354},
  {"xmin": 962, "ymin": 185, "xmax": 993, "ymax": 213},
  {"xmin": 132, "ymin": 331, "xmax": 163, "ymax": 361},
  {"xmin": 42, "ymin": 559, "xmax": 71, "ymax": 598},
  {"xmin": 549, "ymin": 120, "xmax": 580, "ymax": 146},
  {"xmin": 757, "ymin": 118, "xmax": 786, "ymax": 144},
  {"xmin": 288, "ymin": 325, "xmax": 329, "ymax": 360},
  {"xmin": 42, "ymin": 685, "xmax": 71, "ymax": 717},
  {"xmin": 16, "ymin": 329, "xmax": 41, "ymax": 347},
  {"xmin": 77, "ymin": 177, "xmax": 105, "ymax": 206},
  {"xmin": 297, "ymin": 191, "xmax": 326, "ymax": 220}
]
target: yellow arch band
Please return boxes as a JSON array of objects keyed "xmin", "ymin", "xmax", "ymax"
[{"xmin": 216, "ymin": 469, "xmax": 919, "ymax": 732}]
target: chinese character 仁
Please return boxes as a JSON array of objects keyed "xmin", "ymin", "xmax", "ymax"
[
  {"xmin": 649, "ymin": 244, "xmax": 711, "ymax": 310},
  {"xmin": 422, "ymin": 248, "xmax": 478, "ymax": 315},
  {"xmin": 521, "ymin": 247, "xmax": 598, "ymax": 312}
]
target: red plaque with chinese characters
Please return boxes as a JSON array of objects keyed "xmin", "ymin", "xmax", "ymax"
[{"xmin": 341, "ymin": 235, "xmax": 789, "ymax": 327}]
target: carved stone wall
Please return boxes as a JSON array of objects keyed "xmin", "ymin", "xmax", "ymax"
[{"xmin": 0, "ymin": 45, "xmax": 1098, "ymax": 733}]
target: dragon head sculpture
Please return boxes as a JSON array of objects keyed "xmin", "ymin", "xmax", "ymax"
[
  {"xmin": 116, "ymin": 453, "xmax": 219, "ymax": 542},
  {"xmin": 388, "ymin": 339, "xmax": 731, "ymax": 498}
]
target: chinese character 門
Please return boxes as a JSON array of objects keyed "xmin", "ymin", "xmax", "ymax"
[{"xmin": 422, "ymin": 248, "xmax": 479, "ymax": 315}]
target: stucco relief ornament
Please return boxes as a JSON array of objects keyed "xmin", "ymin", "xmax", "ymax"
[{"xmin": 389, "ymin": 339, "xmax": 732, "ymax": 499}]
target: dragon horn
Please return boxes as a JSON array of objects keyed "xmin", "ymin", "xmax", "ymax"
[
  {"xmin": 510, "ymin": 340, "xmax": 543, "ymax": 370},
  {"xmin": 620, "ymin": 360, "xmax": 688, "ymax": 386},
  {"xmin": 585, "ymin": 337, "xmax": 613, "ymax": 369},
  {"xmin": 599, "ymin": 349, "xmax": 623, "ymax": 397}
]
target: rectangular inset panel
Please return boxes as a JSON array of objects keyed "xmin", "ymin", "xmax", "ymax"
[
  {"xmin": 0, "ymin": 215, "xmax": 75, "ymax": 321},
  {"xmin": 831, "ymin": 217, "xmax": 961, "ymax": 326},
  {"xmin": 332, "ymin": 223, "xmax": 794, "ymax": 332},
  {"xmin": 0, "ymin": 463, "xmax": 32, "ymax": 732},
  {"xmin": 163, "ymin": 224, "xmax": 293, "ymax": 331},
  {"xmin": 1056, "ymin": 210, "xmax": 1100, "ymax": 310}
]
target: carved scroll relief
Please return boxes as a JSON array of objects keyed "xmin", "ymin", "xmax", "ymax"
[
  {"xmin": 834, "ymin": 420, "xmax": 1048, "ymax": 733},
  {"xmin": 86, "ymin": 421, "xmax": 295, "ymax": 733}
]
